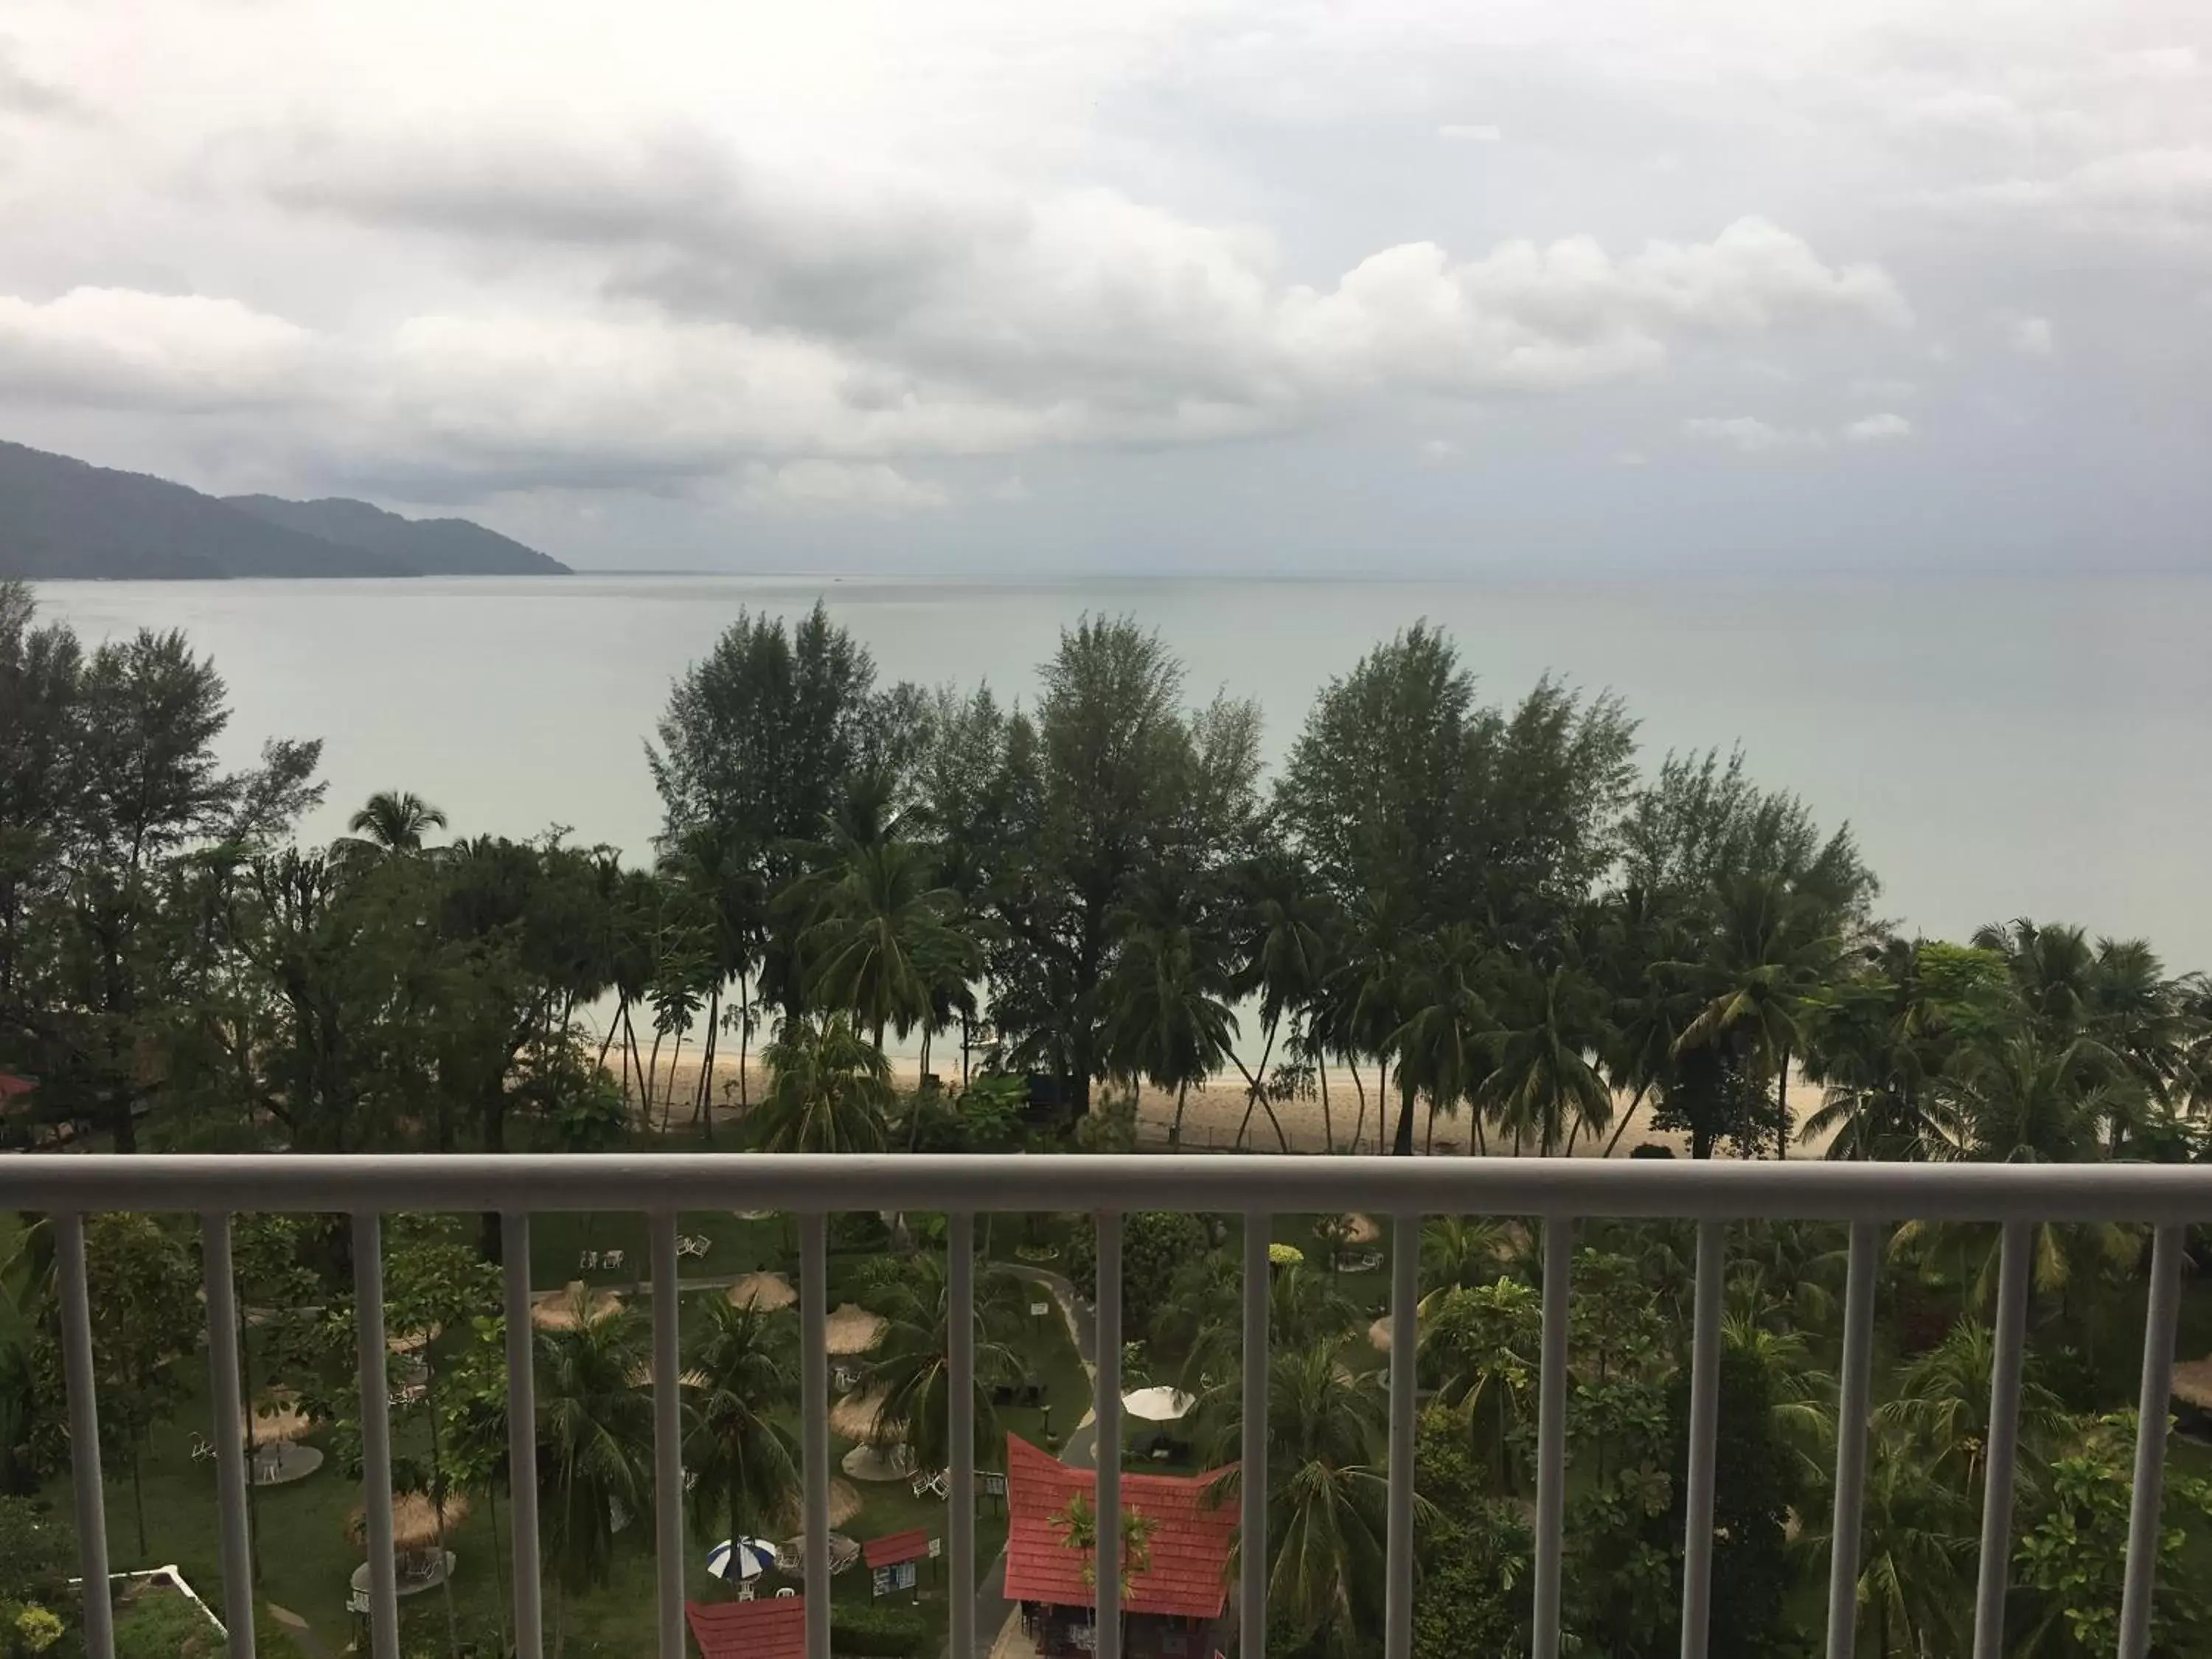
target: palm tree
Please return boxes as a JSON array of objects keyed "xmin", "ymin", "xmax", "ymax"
[
  {"xmin": 801, "ymin": 835, "xmax": 974, "ymax": 1057},
  {"xmin": 1227, "ymin": 858, "xmax": 1332, "ymax": 1150},
  {"xmin": 1473, "ymin": 960, "xmax": 1613, "ymax": 1155},
  {"xmin": 754, "ymin": 1012, "xmax": 892, "ymax": 1153},
  {"xmin": 682, "ymin": 1300, "xmax": 801, "ymax": 1565},
  {"xmin": 1805, "ymin": 1432, "xmax": 1974, "ymax": 1659},
  {"xmin": 1420, "ymin": 1279, "xmax": 1540, "ymax": 1492},
  {"xmin": 1051, "ymin": 1491, "xmax": 1158, "ymax": 1654},
  {"xmin": 1875, "ymin": 1316, "xmax": 2067, "ymax": 1494},
  {"xmin": 1387, "ymin": 924, "xmax": 1492, "ymax": 1155},
  {"xmin": 1801, "ymin": 941, "xmax": 1962, "ymax": 1161},
  {"xmin": 1418, "ymin": 1216, "xmax": 1510, "ymax": 1307},
  {"xmin": 1194, "ymin": 1337, "xmax": 1391, "ymax": 1658},
  {"xmin": 858, "ymin": 1249, "xmax": 1024, "ymax": 1474},
  {"xmin": 1972, "ymin": 917, "xmax": 2096, "ymax": 1031},
  {"xmin": 1672, "ymin": 874, "xmax": 1840, "ymax": 1158},
  {"xmin": 1314, "ymin": 891, "xmax": 1416, "ymax": 1154},
  {"xmin": 659, "ymin": 825, "xmax": 766, "ymax": 1134},
  {"xmin": 1101, "ymin": 882, "xmax": 1238, "ymax": 1149},
  {"xmin": 1718, "ymin": 1312, "xmax": 1834, "ymax": 1484},
  {"xmin": 1162, "ymin": 1259, "xmax": 1361, "ymax": 1394},
  {"xmin": 537, "ymin": 1293, "xmax": 653, "ymax": 1658},
  {"xmin": 346, "ymin": 790, "xmax": 448, "ymax": 852}
]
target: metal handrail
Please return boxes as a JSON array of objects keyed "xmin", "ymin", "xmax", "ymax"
[{"xmin": 15, "ymin": 1152, "xmax": 2205, "ymax": 1659}]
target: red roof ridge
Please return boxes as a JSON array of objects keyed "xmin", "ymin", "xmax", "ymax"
[{"xmin": 1001, "ymin": 1434, "xmax": 1237, "ymax": 1621}]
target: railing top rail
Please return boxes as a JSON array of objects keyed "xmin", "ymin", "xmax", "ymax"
[{"xmin": 4, "ymin": 1152, "xmax": 2211, "ymax": 1221}]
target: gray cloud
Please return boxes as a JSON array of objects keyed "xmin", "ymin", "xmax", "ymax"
[{"xmin": 0, "ymin": 1, "xmax": 2207, "ymax": 563}]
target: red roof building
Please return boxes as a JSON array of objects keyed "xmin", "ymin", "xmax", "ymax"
[
  {"xmin": 862, "ymin": 1528, "xmax": 931, "ymax": 1569},
  {"xmin": 1002, "ymin": 1434, "xmax": 1237, "ymax": 1622},
  {"xmin": 685, "ymin": 1596, "xmax": 804, "ymax": 1659}
]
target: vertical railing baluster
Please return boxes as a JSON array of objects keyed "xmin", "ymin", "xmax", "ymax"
[
  {"xmin": 2119, "ymin": 1224, "xmax": 2185, "ymax": 1659},
  {"xmin": 1970, "ymin": 1221, "xmax": 2031, "ymax": 1659},
  {"xmin": 801, "ymin": 1214, "xmax": 830, "ymax": 1659},
  {"xmin": 1533, "ymin": 1217, "xmax": 1573, "ymax": 1659},
  {"xmin": 352, "ymin": 1211, "xmax": 400, "ymax": 1659},
  {"xmin": 199, "ymin": 1213, "xmax": 256, "ymax": 1659},
  {"xmin": 1095, "ymin": 1212, "xmax": 1124, "ymax": 1659},
  {"xmin": 1385, "ymin": 1212, "xmax": 1419, "ymax": 1659},
  {"xmin": 1242, "ymin": 1213, "xmax": 1272, "ymax": 1659},
  {"xmin": 949, "ymin": 1213, "xmax": 977, "ymax": 1659},
  {"xmin": 650, "ymin": 1214, "xmax": 684, "ymax": 1659},
  {"xmin": 58, "ymin": 1213, "xmax": 115, "ymax": 1659},
  {"xmin": 501, "ymin": 1212, "xmax": 544, "ymax": 1659},
  {"xmin": 1823, "ymin": 1221, "xmax": 1879, "ymax": 1659},
  {"xmin": 1680, "ymin": 1219, "xmax": 1725, "ymax": 1659}
]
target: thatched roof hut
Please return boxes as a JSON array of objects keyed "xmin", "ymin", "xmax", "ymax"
[
  {"xmin": 726, "ymin": 1272, "xmax": 797, "ymax": 1312},
  {"xmin": 2171, "ymin": 1357, "xmax": 2212, "ymax": 1411},
  {"xmin": 830, "ymin": 1388, "xmax": 902, "ymax": 1442},
  {"xmin": 531, "ymin": 1282, "xmax": 625, "ymax": 1331},
  {"xmin": 348, "ymin": 1492, "xmax": 471, "ymax": 1554},
  {"xmin": 243, "ymin": 1394, "xmax": 313, "ymax": 1444},
  {"xmin": 824, "ymin": 1304, "xmax": 887, "ymax": 1355}
]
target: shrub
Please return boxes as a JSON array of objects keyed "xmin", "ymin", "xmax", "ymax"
[
  {"xmin": 1062, "ymin": 1211, "xmax": 1211, "ymax": 1341},
  {"xmin": 832, "ymin": 1602, "xmax": 931, "ymax": 1658}
]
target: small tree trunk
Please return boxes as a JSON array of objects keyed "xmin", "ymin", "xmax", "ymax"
[
  {"xmin": 487, "ymin": 1482, "xmax": 509, "ymax": 1659},
  {"xmin": 1604, "ymin": 1083, "xmax": 1651, "ymax": 1158},
  {"xmin": 1170, "ymin": 1082, "xmax": 1190, "ymax": 1149},
  {"xmin": 1318, "ymin": 1051, "xmax": 1334, "ymax": 1153},
  {"xmin": 131, "ymin": 1439, "xmax": 148, "ymax": 1558},
  {"xmin": 1392, "ymin": 1071, "xmax": 1418, "ymax": 1157},
  {"xmin": 1775, "ymin": 1046, "xmax": 1792, "ymax": 1160},
  {"xmin": 737, "ymin": 973, "xmax": 753, "ymax": 1113}
]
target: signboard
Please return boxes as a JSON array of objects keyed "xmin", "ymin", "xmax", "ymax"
[
  {"xmin": 1029, "ymin": 1301, "xmax": 1050, "ymax": 1318},
  {"xmin": 978, "ymin": 1470, "xmax": 1008, "ymax": 1497},
  {"xmin": 871, "ymin": 1562, "xmax": 919, "ymax": 1598},
  {"xmin": 927, "ymin": 1536, "xmax": 942, "ymax": 1559}
]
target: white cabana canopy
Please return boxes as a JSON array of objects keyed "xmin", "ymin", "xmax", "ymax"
[{"xmin": 1121, "ymin": 1385, "xmax": 1195, "ymax": 1422}]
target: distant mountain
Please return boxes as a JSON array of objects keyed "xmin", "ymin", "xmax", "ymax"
[
  {"xmin": 226, "ymin": 495, "xmax": 570, "ymax": 576},
  {"xmin": 0, "ymin": 439, "xmax": 568, "ymax": 580}
]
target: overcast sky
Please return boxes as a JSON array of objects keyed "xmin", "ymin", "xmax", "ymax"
[{"xmin": 3, "ymin": 1, "xmax": 2208, "ymax": 573}]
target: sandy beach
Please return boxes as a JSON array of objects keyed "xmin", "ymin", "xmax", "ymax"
[{"xmin": 610, "ymin": 1043, "xmax": 1833, "ymax": 1160}]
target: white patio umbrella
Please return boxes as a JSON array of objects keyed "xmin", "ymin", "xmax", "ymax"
[
  {"xmin": 1120, "ymin": 1385, "xmax": 1195, "ymax": 1422},
  {"xmin": 706, "ymin": 1537, "xmax": 779, "ymax": 1582}
]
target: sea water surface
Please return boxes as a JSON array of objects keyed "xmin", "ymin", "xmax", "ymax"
[{"xmin": 31, "ymin": 573, "xmax": 2212, "ymax": 972}]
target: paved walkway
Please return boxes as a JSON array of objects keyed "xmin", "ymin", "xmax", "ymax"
[
  {"xmin": 965, "ymin": 1265, "xmax": 1097, "ymax": 1658},
  {"xmin": 265, "ymin": 1601, "xmax": 338, "ymax": 1659}
]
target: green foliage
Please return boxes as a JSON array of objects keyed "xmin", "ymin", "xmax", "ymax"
[
  {"xmin": 830, "ymin": 1603, "xmax": 932, "ymax": 1658},
  {"xmin": 1061, "ymin": 1211, "xmax": 1209, "ymax": 1344},
  {"xmin": 1663, "ymin": 1349, "xmax": 1803, "ymax": 1659},
  {"xmin": 1413, "ymin": 1408, "xmax": 1530, "ymax": 1659},
  {"xmin": 112, "ymin": 1587, "xmax": 222, "ymax": 1659},
  {"xmin": 2014, "ymin": 1412, "xmax": 2212, "ymax": 1657}
]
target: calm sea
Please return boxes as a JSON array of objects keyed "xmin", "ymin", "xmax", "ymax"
[{"xmin": 31, "ymin": 574, "xmax": 2212, "ymax": 973}]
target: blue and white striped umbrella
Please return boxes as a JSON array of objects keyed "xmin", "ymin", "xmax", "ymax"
[{"xmin": 705, "ymin": 1537, "xmax": 779, "ymax": 1582}]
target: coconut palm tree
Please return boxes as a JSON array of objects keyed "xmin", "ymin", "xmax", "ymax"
[
  {"xmin": 857, "ymin": 1248, "xmax": 1025, "ymax": 1474},
  {"xmin": 537, "ymin": 1294, "xmax": 653, "ymax": 1658},
  {"xmin": 346, "ymin": 790, "xmax": 449, "ymax": 853},
  {"xmin": 1387, "ymin": 924, "xmax": 1492, "ymax": 1155},
  {"xmin": 1672, "ymin": 874, "xmax": 1840, "ymax": 1158},
  {"xmin": 801, "ymin": 835, "xmax": 975, "ymax": 1058},
  {"xmin": 753, "ymin": 1012, "xmax": 892, "ymax": 1153},
  {"xmin": 1418, "ymin": 1216, "xmax": 1511, "ymax": 1307},
  {"xmin": 1473, "ymin": 959, "xmax": 1613, "ymax": 1155},
  {"xmin": 1100, "ymin": 882, "xmax": 1238, "ymax": 1149},
  {"xmin": 1226, "ymin": 858, "xmax": 1332, "ymax": 1150},
  {"xmin": 1875, "ymin": 1316, "xmax": 2068, "ymax": 1495},
  {"xmin": 682, "ymin": 1300, "xmax": 800, "ymax": 1561},
  {"xmin": 1806, "ymin": 1432, "xmax": 1974, "ymax": 1659},
  {"xmin": 1194, "ymin": 1337, "xmax": 1391, "ymax": 1659},
  {"xmin": 1420, "ymin": 1279, "xmax": 1540, "ymax": 1492},
  {"xmin": 1161, "ymin": 1259, "xmax": 1361, "ymax": 1394},
  {"xmin": 1972, "ymin": 917, "xmax": 2096, "ymax": 1032},
  {"xmin": 1051, "ymin": 1491, "xmax": 1158, "ymax": 1655}
]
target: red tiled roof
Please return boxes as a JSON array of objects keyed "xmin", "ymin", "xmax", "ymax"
[
  {"xmin": 0, "ymin": 1073, "xmax": 36, "ymax": 1102},
  {"xmin": 862, "ymin": 1528, "xmax": 931, "ymax": 1568},
  {"xmin": 686, "ymin": 1597, "xmax": 804, "ymax": 1659},
  {"xmin": 1001, "ymin": 1433, "xmax": 1236, "ymax": 1621}
]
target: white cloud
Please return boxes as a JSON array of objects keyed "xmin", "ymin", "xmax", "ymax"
[
  {"xmin": 1437, "ymin": 123, "xmax": 1502, "ymax": 142},
  {"xmin": 1847, "ymin": 375, "xmax": 1919, "ymax": 401},
  {"xmin": 1843, "ymin": 411, "xmax": 1913, "ymax": 442},
  {"xmin": 1418, "ymin": 437, "xmax": 1459, "ymax": 465},
  {"xmin": 741, "ymin": 459, "xmax": 950, "ymax": 515},
  {"xmin": 2003, "ymin": 314, "xmax": 2055, "ymax": 355},
  {"xmin": 1682, "ymin": 415, "xmax": 1826, "ymax": 453},
  {"xmin": 0, "ymin": 288, "xmax": 313, "ymax": 409}
]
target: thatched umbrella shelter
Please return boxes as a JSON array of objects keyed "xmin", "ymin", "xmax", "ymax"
[
  {"xmin": 782, "ymin": 1481, "xmax": 863, "ymax": 1531},
  {"xmin": 726, "ymin": 1272, "xmax": 797, "ymax": 1312},
  {"xmin": 824, "ymin": 1304, "xmax": 887, "ymax": 1355},
  {"xmin": 1339, "ymin": 1214, "xmax": 1382, "ymax": 1245},
  {"xmin": 531, "ymin": 1281, "xmax": 625, "ymax": 1331},
  {"xmin": 2171, "ymin": 1357, "xmax": 2212, "ymax": 1416},
  {"xmin": 241, "ymin": 1393, "xmax": 323, "ymax": 1484},
  {"xmin": 348, "ymin": 1492, "xmax": 470, "ymax": 1586},
  {"xmin": 1368, "ymin": 1315, "xmax": 1394, "ymax": 1353},
  {"xmin": 830, "ymin": 1389, "xmax": 897, "ymax": 1441}
]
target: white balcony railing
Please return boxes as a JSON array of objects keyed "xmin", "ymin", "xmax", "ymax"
[{"xmin": 4, "ymin": 1154, "xmax": 2205, "ymax": 1659}]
